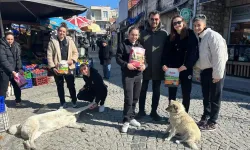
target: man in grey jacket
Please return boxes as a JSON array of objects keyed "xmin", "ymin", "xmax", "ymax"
[{"xmin": 137, "ymin": 10, "xmax": 168, "ymax": 121}]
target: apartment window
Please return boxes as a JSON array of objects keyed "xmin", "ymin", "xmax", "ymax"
[
  {"xmin": 92, "ymin": 12, "xmax": 94, "ymax": 17},
  {"xmin": 103, "ymin": 11, "xmax": 108, "ymax": 18}
]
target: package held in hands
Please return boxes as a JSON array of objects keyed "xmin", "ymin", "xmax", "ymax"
[
  {"xmin": 58, "ymin": 60, "xmax": 69, "ymax": 74},
  {"xmin": 14, "ymin": 73, "xmax": 28, "ymax": 88},
  {"xmin": 129, "ymin": 47, "xmax": 145, "ymax": 68},
  {"xmin": 164, "ymin": 68, "xmax": 179, "ymax": 87}
]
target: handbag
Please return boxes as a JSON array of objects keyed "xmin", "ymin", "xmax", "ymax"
[{"xmin": 14, "ymin": 73, "xmax": 27, "ymax": 88}]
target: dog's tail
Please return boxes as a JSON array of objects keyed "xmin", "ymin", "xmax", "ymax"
[
  {"xmin": 186, "ymin": 141, "xmax": 199, "ymax": 150},
  {"xmin": 8, "ymin": 124, "xmax": 21, "ymax": 135}
]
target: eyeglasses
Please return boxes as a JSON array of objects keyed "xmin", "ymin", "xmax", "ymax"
[
  {"xmin": 150, "ymin": 18, "xmax": 159, "ymax": 21},
  {"xmin": 195, "ymin": 14, "xmax": 206, "ymax": 20},
  {"xmin": 173, "ymin": 21, "xmax": 182, "ymax": 26}
]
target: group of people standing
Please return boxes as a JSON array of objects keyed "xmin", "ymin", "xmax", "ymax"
[{"xmin": 116, "ymin": 11, "xmax": 228, "ymax": 133}]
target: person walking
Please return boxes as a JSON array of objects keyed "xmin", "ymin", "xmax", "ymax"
[
  {"xmin": 161, "ymin": 15, "xmax": 199, "ymax": 112},
  {"xmin": 137, "ymin": 10, "xmax": 168, "ymax": 121},
  {"xmin": 47, "ymin": 23, "xmax": 79, "ymax": 109},
  {"xmin": 193, "ymin": 14, "xmax": 228, "ymax": 131},
  {"xmin": 0, "ymin": 31, "xmax": 23, "ymax": 106},
  {"xmin": 116, "ymin": 27, "xmax": 146, "ymax": 133}
]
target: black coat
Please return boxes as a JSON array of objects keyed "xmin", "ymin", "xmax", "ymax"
[
  {"xmin": 0, "ymin": 38, "xmax": 22, "ymax": 76},
  {"xmin": 116, "ymin": 39, "xmax": 144, "ymax": 77},
  {"xmin": 161, "ymin": 29, "xmax": 199, "ymax": 69},
  {"xmin": 99, "ymin": 45, "xmax": 113, "ymax": 65}
]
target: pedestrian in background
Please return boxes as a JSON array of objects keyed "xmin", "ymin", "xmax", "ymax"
[
  {"xmin": 0, "ymin": 31, "xmax": 23, "ymax": 106},
  {"xmin": 137, "ymin": 10, "xmax": 168, "ymax": 121},
  {"xmin": 116, "ymin": 27, "xmax": 146, "ymax": 133},
  {"xmin": 99, "ymin": 40, "xmax": 113, "ymax": 80},
  {"xmin": 161, "ymin": 15, "xmax": 199, "ymax": 112},
  {"xmin": 193, "ymin": 14, "xmax": 228, "ymax": 131},
  {"xmin": 47, "ymin": 23, "xmax": 79, "ymax": 109}
]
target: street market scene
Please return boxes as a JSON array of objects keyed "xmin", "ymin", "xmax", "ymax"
[{"xmin": 0, "ymin": 0, "xmax": 249, "ymax": 150}]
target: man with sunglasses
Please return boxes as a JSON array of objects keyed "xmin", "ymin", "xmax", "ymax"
[{"xmin": 137, "ymin": 10, "xmax": 169, "ymax": 121}]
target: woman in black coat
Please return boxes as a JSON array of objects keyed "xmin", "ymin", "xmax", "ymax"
[
  {"xmin": 161, "ymin": 15, "xmax": 199, "ymax": 112},
  {"xmin": 0, "ymin": 31, "xmax": 23, "ymax": 106},
  {"xmin": 116, "ymin": 27, "xmax": 146, "ymax": 133}
]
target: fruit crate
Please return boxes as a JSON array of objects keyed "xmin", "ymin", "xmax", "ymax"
[
  {"xmin": 22, "ymin": 64, "xmax": 37, "ymax": 71},
  {"xmin": 32, "ymin": 70, "xmax": 48, "ymax": 78},
  {"xmin": 23, "ymin": 71, "xmax": 32, "ymax": 79},
  {"xmin": 21, "ymin": 79, "xmax": 33, "ymax": 90},
  {"xmin": 33, "ymin": 76, "xmax": 48, "ymax": 86},
  {"xmin": 0, "ymin": 96, "xmax": 5, "ymax": 113}
]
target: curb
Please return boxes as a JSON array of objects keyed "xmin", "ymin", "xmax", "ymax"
[{"xmin": 192, "ymin": 81, "xmax": 250, "ymax": 96}]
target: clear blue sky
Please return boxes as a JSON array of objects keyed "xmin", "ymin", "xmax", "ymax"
[{"xmin": 75, "ymin": 0, "xmax": 119, "ymax": 16}]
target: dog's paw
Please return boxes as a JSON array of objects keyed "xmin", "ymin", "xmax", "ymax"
[{"xmin": 175, "ymin": 140, "xmax": 180, "ymax": 144}]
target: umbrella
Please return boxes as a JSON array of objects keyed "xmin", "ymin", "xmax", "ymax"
[
  {"xmin": 40, "ymin": 17, "xmax": 81, "ymax": 33},
  {"xmin": 81, "ymin": 23, "xmax": 101, "ymax": 33},
  {"xmin": 67, "ymin": 16, "xmax": 92, "ymax": 28},
  {"xmin": 0, "ymin": 0, "xmax": 87, "ymax": 37}
]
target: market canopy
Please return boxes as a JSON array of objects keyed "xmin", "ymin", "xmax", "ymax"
[{"xmin": 0, "ymin": 0, "xmax": 87, "ymax": 23}]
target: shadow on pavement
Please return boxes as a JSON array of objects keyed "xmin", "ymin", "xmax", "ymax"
[
  {"xmin": 238, "ymin": 104, "xmax": 250, "ymax": 110},
  {"xmin": 5, "ymin": 99, "xmax": 43, "ymax": 109}
]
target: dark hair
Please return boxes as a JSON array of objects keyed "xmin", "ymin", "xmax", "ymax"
[
  {"xmin": 5, "ymin": 30, "xmax": 14, "ymax": 37},
  {"xmin": 58, "ymin": 22, "xmax": 68, "ymax": 31},
  {"xmin": 128, "ymin": 26, "xmax": 140, "ymax": 34},
  {"xmin": 170, "ymin": 15, "xmax": 189, "ymax": 41},
  {"xmin": 148, "ymin": 10, "xmax": 160, "ymax": 18}
]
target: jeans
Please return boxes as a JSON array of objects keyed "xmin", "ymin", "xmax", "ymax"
[
  {"xmin": 168, "ymin": 69, "xmax": 193, "ymax": 112},
  {"xmin": 122, "ymin": 74, "xmax": 142, "ymax": 122},
  {"xmin": 103, "ymin": 64, "xmax": 111, "ymax": 79},
  {"xmin": 0, "ymin": 71, "xmax": 21, "ymax": 103},
  {"xmin": 139, "ymin": 80, "xmax": 161, "ymax": 114},
  {"xmin": 200, "ymin": 68, "xmax": 225, "ymax": 124},
  {"xmin": 54, "ymin": 72, "xmax": 77, "ymax": 105}
]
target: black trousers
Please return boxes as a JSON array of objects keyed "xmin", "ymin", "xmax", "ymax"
[
  {"xmin": 0, "ymin": 71, "xmax": 21, "ymax": 103},
  {"xmin": 139, "ymin": 79, "xmax": 161, "ymax": 114},
  {"xmin": 168, "ymin": 69, "xmax": 193, "ymax": 112},
  {"xmin": 122, "ymin": 74, "xmax": 142, "ymax": 123},
  {"xmin": 92, "ymin": 45, "xmax": 95, "ymax": 51},
  {"xmin": 77, "ymin": 87, "xmax": 107, "ymax": 105},
  {"xmin": 54, "ymin": 72, "xmax": 77, "ymax": 105},
  {"xmin": 200, "ymin": 68, "xmax": 225, "ymax": 124}
]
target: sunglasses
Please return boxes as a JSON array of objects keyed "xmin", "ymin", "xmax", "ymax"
[{"xmin": 173, "ymin": 21, "xmax": 182, "ymax": 26}]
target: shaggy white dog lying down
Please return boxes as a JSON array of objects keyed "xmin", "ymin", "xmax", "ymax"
[{"xmin": 8, "ymin": 102, "xmax": 95, "ymax": 150}]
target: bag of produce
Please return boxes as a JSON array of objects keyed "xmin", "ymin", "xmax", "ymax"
[
  {"xmin": 164, "ymin": 68, "xmax": 179, "ymax": 87},
  {"xmin": 129, "ymin": 47, "xmax": 145, "ymax": 68},
  {"xmin": 58, "ymin": 60, "xmax": 69, "ymax": 74}
]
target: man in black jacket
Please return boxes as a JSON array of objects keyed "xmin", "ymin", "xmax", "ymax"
[
  {"xmin": 0, "ymin": 31, "xmax": 23, "ymax": 106},
  {"xmin": 77, "ymin": 63, "xmax": 108, "ymax": 112}
]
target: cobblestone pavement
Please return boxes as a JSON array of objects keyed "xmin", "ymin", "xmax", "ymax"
[{"xmin": 0, "ymin": 51, "xmax": 249, "ymax": 150}]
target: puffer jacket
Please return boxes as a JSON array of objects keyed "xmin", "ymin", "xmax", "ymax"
[
  {"xmin": 0, "ymin": 38, "xmax": 22, "ymax": 76},
  {"xmin": 195, "ymin": 28, "xmax": 228, "ymax": 79},
  {"xmin": 139, "ymin": 22, "xmax": 169, "ymax": 80}
]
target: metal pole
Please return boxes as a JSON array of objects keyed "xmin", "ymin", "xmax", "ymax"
[{"xmin": 0, "ymin": 3, "xmax": 5, "ymax": 38}]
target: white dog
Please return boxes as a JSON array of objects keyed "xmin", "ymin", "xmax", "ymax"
[{"xmin": 8, "ymin": 102, "xmax": 95, "ymax": 150}]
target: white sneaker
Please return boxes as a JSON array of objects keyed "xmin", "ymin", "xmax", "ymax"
[
  {"xmin": 130, "ymin": 119, "xmax": 141, "ymax": 127},
  {"xmin": 99, "ymin": 105, "xmax": 105, "ymax": 112},
  {"xmin": 121, "ymin": 122, "xmax": 130, "ymax": 133}
]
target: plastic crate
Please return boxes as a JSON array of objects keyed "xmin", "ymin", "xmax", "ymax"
[
  {"xmin": 0, "ymin": 96, "xmax": 5, "ymax": 113},
  {"xmin": 22, "ymin": 65, "xmax": 37, "ymax": 72},
  {"xmin": 0, "ymin": 110, "xmax": 9, "ymax": 133},
  {"xmin": 32, "ymin": 70, "xmax": 48, "ymax": 78},
  {"xmin": 24, "ymin": 71, "xmax": 32, "ymax": 79},
  {"xmin": 33, "ymin": 76, "xmax": 48, "ymax": 86},
  {"xmin": 21, "ymin": 79, "xmax": 33, "ymax": 89}
]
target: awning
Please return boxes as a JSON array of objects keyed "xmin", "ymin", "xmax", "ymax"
[{"xmin": 0, "ymin": 0, "xmax": 87, "ymax": 23}]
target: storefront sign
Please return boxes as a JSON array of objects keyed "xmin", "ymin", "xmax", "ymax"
[
  {"xmin": 232, "ymin": 5, "xmax": 250, "ymax": 23},
  {"xmin": 199, "ymin": 0, "xmax": 215, "ymax": 3},
  {"xmin": 180, "ymin": 8, "xmax": 192, "ymax": 21}
]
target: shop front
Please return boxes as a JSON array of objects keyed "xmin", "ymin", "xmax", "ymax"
[{"xmin": 226, "ymin": 4, "xmax": 250, "ymax": 78}]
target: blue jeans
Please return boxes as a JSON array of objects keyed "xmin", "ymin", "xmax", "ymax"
[{"xmin": 103, "ymin": 64, "xmax": 111, "ymax": 79}]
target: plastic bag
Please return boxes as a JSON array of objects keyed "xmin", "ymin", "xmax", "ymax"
[
  {"xmin": 58, "ymin": 60, "xmax": 69, "ymax": 74},
  {"xmin": 164, "ymin": 68, "xmax": 179, "ymax": 87},
  {"xmin": 129, "ymin": 47, "xmax": 145, "ymax": 68},
  {"xmin": 14, "ymin": 73, "xmax": 28, "ymax": 88}
]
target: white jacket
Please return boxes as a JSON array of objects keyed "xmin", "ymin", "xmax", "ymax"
[{"xmin": 195, "ymin": 28, "xmax": 228, "ymax": 79}]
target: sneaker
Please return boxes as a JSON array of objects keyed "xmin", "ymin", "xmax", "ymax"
[
  {"xmin": 150, "ymin": 112, "xmax": 163, "ymax": 121},
  {"xmin": 130, "ymin": 119, "xmax": 141, "ymax": 127},
  {"xmin": 200, "ymin": 122, "xmax": 217, "ymax": 131},
  {"xmin": 197, "ymin": 117, "xmax": 208, "ymax": 127},
  {"xmin": 59, "ymin": 103, "xmax": 67, "ymax": 109},
  {"xmin": 99, "ymin": 105, "xmax": 105, "ymax": 112},
  {"xmin": 135, "ymin": 111, "xmax": 146, "ymax": 119},
  {"xmin": 72, "ymin": 103, "xmax": 78, "ymax": 108},
  {"xmin": 121, "ymin": 122, "xmax": 130, "ymax": 133}
]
